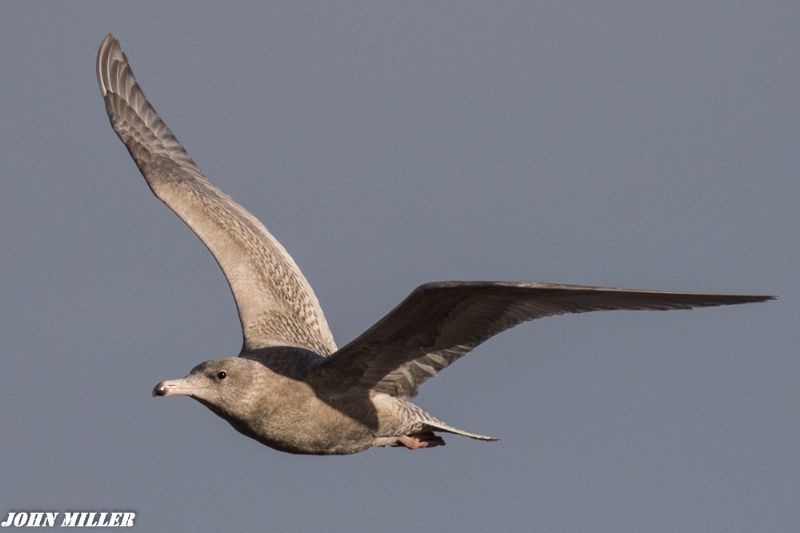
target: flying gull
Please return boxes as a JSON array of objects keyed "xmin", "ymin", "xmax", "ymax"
[{"xmin": 97, "ymin": 33, "xmax": 772, "ymax": 455}]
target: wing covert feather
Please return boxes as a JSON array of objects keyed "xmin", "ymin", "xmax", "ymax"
[
  {"xmin": 312, "ymin": 282, "xmax": 772, "ymax": 398},
  {"xmin": 97, "ymin": 34, "xmax": 336, "ymax": 355}
]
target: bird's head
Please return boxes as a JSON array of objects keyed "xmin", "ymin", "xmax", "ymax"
[{"xmin": 152, "ymin": 357, "xmax": 261, "ymax": 419}]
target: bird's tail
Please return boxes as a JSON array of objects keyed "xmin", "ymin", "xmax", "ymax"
[
  {"xmin": 398, "ymin": 399, "xmax": 498, "ymax": 441},
  {"xmin": 424, "ymin": 419, "xmax": 498, "ymax": 441}
]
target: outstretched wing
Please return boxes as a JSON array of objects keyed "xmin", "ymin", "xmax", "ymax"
[
  {"xmin": 311, "ymin": 281, "xmax": 772, "ymax": 398},
  {"xmin": 97, "ymin": 34, "xmax": 336, "ymax": 355}
]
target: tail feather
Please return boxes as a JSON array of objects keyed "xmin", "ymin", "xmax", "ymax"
[
  {"xmin": 397, "ymin": 399, "xmax": 498, "ymax": 441},
  {"xmin": 425, "ymin": 420, "xmax": 498, "ymax": 441}
]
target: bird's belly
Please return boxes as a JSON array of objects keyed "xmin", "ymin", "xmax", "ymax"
[{"xmin": 234, "ymin": 395, "xmax": 380, "ymax": 455}]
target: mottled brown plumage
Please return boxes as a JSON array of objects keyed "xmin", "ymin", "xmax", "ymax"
[
  {"xmin": 98, "ymin": 34, "xmax": 772, "ymax": 455},
  {"xmin": 97, "ymin": 34, "xmax": 336, "ymax": 356}
]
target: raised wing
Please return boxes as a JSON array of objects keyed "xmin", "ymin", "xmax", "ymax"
[
  {"xmin": 97, "ymin": 34, "xmax": 336, "ymax": 355},
  {"xmin": 311, "ymin": 281, "xmax": 772, "ymax": 398}
]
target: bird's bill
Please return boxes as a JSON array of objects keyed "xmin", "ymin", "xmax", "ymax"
[{"xmin": 152, "ymin": 378, "xmax": 196, "ymax": 398}]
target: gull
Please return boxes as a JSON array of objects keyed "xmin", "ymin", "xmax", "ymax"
[{"xmin": 97, "ymin": 34, "xmax": 772, "ymax": 455}]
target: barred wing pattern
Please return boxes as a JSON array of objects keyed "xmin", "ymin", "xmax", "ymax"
[
  {"xmin": 312, "ymin": 282, "xmax": 772, "ymax": 398},
  {"xmin": 97, "ymin": 34, "xmax": 337, "ymax": 355}
]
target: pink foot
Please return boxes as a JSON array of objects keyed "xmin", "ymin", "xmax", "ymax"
[{"xmin": 396, "ymin": 432, "xmax": 446, "ymax": 449}]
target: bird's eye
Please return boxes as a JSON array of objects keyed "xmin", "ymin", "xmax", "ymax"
[{"xmin": 216, "ymin": 371, "xmax": 227, "ymax": 380}]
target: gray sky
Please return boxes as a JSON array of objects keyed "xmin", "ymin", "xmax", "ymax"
[{"xmin": 1, "ymin": 2, "xmax": 798, "ymax": 532}]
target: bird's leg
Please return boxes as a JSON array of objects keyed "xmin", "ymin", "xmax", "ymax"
[{"xmin": 395, "ymin": 432, "xmax": 445, "ymax": 449}]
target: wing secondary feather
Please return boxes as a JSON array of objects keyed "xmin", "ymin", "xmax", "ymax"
[
  {"xmin": 312, "ymin": 281, "xmax": 772, "ymax": 398},
  {"xmin": 97, "ymin": 34, "xmax": 336, "ymax": 355}
]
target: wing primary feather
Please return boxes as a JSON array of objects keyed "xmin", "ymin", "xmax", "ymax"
[
  {"xmin": 312, "ymin": 282, "xmax": 772, "ymax": 398},
  {"xmin": 97, "ymin": 34, "xmax": 337, "ymax": 355}
]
